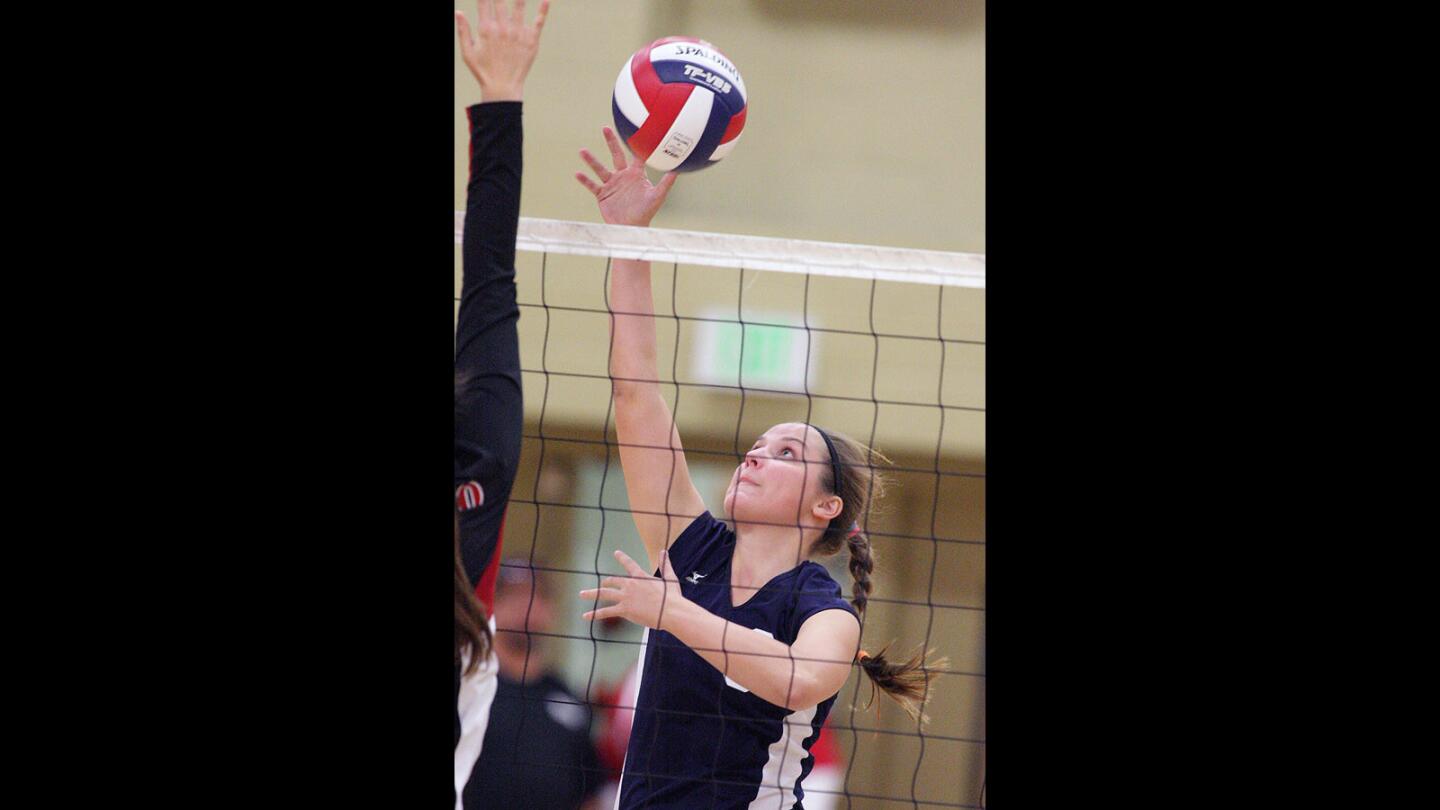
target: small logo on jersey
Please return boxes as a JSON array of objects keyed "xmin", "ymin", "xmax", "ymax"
[
  {"xmin": 455, "ymin": 481, "xmax": 484, "ymax": 512},
  {"xmin": 686, "ymin": 571, "xmax": 707, "ymax": 584}
]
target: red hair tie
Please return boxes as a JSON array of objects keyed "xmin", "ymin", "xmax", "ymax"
[{"xmin": 846, "ymin": 522, "xmax": 861, "ymax": 539}]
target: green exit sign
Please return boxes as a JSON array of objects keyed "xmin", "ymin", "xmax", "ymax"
[{"xmin": 691, "ymin": 309, "xmax": 811, "ymax": 392}]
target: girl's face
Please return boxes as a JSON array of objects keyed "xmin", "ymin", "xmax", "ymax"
[{"xmin": 723, "ymin": 422, "xmax": 841, "ymax": 531}]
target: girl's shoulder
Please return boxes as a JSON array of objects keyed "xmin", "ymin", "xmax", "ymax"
[
  {"xmin": 774, "ymin": 562, "xmax": 858, "ymax": 643},
  {"xmin": 792, "ymin": 560, "xmax": 845, "ymax": 593}
]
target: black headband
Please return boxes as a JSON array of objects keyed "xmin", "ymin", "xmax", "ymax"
[
  {"xmin": 810, "ymin": 425, "xmax": 844, "ymax": 495},
  {"xmin": 811, "ymin": 425, "xmax": 862, "ymax": 539}
]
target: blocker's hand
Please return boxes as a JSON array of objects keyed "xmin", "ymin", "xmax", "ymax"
[
  {"xmin": 455, "ymin": 0, "xmax": 551, "ymax": 102},
  {"xmin": 576, "ymin": 127, "xmax": 678, "ymax": 228},
  {"xmin": 581, "ymin": 549, "xmax": 689, "ymax": 631}
]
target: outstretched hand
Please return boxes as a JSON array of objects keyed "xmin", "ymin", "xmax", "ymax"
[
  {"xmin": 580, "ymin": 548, "xmax": 689, "ymax": 631},
  {"xmin": 575, "ymin": 127, "xmax": 678, "ymax": 227},
  {"xmin": 455, "ymin": 0, "xmax": 551, "ymax": 101}
]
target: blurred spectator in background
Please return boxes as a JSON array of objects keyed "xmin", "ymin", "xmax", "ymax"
[
  {"xmin": 592, "ymin": 659, "xmax": 639, "ymax": 809},
  {"xmin": 465, "ymin": 559, "xmax": 604, "ymax": 810}
]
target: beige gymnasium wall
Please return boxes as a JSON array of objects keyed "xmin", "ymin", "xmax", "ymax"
[{"xmin": 456, "ymin": 2, "xmax": 984, "ymax": 807}]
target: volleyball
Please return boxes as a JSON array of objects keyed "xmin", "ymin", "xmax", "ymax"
[{"xmin": 611, "ymin": 37, "xmax": 748, "ymax": 173}]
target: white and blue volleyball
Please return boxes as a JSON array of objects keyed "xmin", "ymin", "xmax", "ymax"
[{"xmin": 612, "ymin": 37, "xmax": 748, "ymax": 173}]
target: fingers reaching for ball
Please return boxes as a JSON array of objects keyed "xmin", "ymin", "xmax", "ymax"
[
  {"xmin": 601, "ymin": 126, "xmax": 628, "ymax": 171},
  {"xmin": 579, "ymin": 148, "xmax": 612, "ymax": 182},
  {"xmin": 575, "ymin": 128, "xmax": 679, "ymax": 227},
  {"xmin": 574, "ymin": 169, "xmax": 601, "ymax": 196}
]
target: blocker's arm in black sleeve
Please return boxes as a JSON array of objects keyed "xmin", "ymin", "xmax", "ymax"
[{"xmin": 453, "ymin": 101, "xmax": 525, "ymax": 586}]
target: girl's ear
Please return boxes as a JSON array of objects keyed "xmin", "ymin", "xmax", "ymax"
[{"xmin": 812, "ymin": 494, "xmax": 843, "ymax": 522}]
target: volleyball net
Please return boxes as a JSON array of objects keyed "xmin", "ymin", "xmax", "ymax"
[{"xmin": 458, "ymin": 216, "xmax": 985, "ymax": 810}]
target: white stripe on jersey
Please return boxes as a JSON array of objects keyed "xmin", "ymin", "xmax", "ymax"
[
  {"xmin": 612, "ymin": 626, "xmax": 650, "ymax": 810},
  {"xmin": 748, "ymin": 704, "xmax": 818, "ymax": 810}
]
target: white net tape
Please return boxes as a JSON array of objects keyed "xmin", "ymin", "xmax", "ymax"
[{"xmin": 454, "ymin": 215, "xmax": 986, "ymax": 289}]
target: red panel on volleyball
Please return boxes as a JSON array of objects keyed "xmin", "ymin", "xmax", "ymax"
[
  {"xmin": 720, "ymin": 104, "xmax": 746, "ymax": 144},
  {"xmin": 626, "ymin": 52, "xmax": 697, "ymax": 160}
]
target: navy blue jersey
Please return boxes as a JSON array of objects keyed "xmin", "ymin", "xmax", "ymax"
[{"xmin": 618, "ymin": 512, "xmax": 859, "ymax": 810}]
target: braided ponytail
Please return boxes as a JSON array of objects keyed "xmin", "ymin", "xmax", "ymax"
[
  {"xmin": 809, "ymin": 427, "xmax": 948, "ymax": 724},
  {"xmin": 845, "ymin": 525, "xmax": 874, "ymax": 615}
]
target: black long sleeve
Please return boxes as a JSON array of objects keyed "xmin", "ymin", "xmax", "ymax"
[{"xmin": 454, "ymin": 102, "xmax": 524, "ymax": 589}]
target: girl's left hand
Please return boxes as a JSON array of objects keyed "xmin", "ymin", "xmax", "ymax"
[{"xmin": 581, "ymin": 548, "xmax": 688, "ymax": 631}]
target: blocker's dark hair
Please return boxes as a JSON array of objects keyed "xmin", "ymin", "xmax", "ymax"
[{"xmin": 455, "ymin": 510, "xmax": 491, "ymax": 674}]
